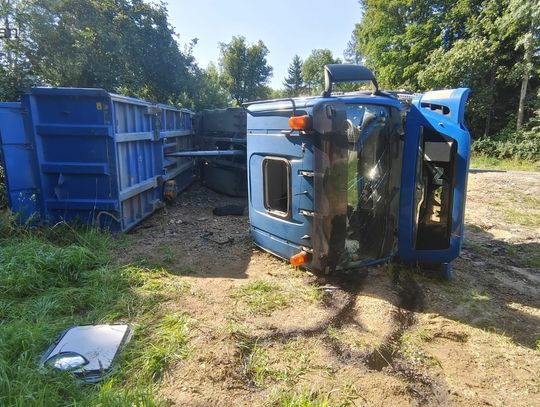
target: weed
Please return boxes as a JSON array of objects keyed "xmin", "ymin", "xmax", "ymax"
[
  {"xmin": 300, "ymin": 283, "xmax": 323, "ymax": 303},
  {"xmin": 535, "ymin": 338, "xmax": 540, "ymax": 353},
  {"xmin": 238, "ymin": 339, "xmax": 271, "ymax": 386},
  {"xmin": 236, "ymin": 337, "xmax": 313, "ymax": 387},
  {"xmin": 162, "ymin": 247, "xmax": 175, "ymax": 264},
  {"xmin": 326, "ymin": 326, "xmax": 341, "ymax": 342},
  {"xmin": 231, "ymin": 280, "xmax": 287, "ymax": 314},
  {"xmin": 273, "ymin": 339, "xmax": 313, "ymax": 383},
  {"xmin": 399, "ymin": 328, "xmax": 440, "ymax": 367},
  {"xmin": 269, "ymin": 389, "xmax": 331, "ymax": 407},
  {"xmin": 462, "ymin": 239, "xmax": 490, "ymax": 256},
  {"xmin": 268, "ymin": 386, "xmax": 360, "ymax": 407}
]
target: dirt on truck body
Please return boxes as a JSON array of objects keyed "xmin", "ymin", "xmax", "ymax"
[{"xmin": 116, "ymin": 169, "xmax": 540, "ymax": 407}]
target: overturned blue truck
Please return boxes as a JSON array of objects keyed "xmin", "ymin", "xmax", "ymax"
[
  {"xmin": 245, "ymin": 65, "xmax": 470, "ymax": 278},
  {"xmin": 0, "ymin": 64, "xmax": 471, "ymax": 277}
]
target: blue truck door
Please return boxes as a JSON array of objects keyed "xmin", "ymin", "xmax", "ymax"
[
  {"xmin": 0, "ymin": 103, "xmax": 42, "ymax": 221},
  {"xmin": 398, "ymin": 88, "xmax": 471, "ymax": 273},
  {"xmin": 247, "ymin": 120, "xmax": 315, "ymax": 262}
]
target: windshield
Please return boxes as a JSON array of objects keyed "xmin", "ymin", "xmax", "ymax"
[{"xmin": 312, "ymin": 103, "xmax": 403, "ymax": 271}]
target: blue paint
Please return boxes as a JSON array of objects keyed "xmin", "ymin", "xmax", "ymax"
[
  {"xmin": 397, "ymin": 88, "xmax": 471, "ymax": 267},
  {"xmin": 0, "ymin": 87, "xmax": 194, "ymax": 232},
  {"xmin": 246, "ymin": 88, "xmax": 471, "ymax": 274}
]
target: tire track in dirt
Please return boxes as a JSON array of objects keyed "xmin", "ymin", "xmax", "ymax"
[{"xmin": 236, "ymin": 268, "xmax": 450, "ymax": 405}]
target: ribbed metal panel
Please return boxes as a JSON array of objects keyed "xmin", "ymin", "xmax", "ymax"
[{"xmin": 0, "ymin": 88, "xmax": 194, "ymax": 232}]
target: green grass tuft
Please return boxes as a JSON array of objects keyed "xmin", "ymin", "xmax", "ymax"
[
  {"xmin": 230, "ymin": 280, "xmax": 287, "ymax": 314},
  {"xmin": 270, "ymin": 389, "xmax": 331, "ymax": 407}
]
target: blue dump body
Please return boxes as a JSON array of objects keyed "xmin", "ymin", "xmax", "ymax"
[
  {"xmin": 0, "ymin": 87, "xmax": 194, "ymax": 232},
  {"xmin": 245, "ymin": 66, "xmax": 471, "ymax": 276}
]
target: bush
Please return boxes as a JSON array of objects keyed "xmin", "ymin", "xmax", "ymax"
[{"xmin": 472, "ymin": 123, "xmax": 540, "ymax": 162}]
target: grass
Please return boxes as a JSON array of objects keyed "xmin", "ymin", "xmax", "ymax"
[
  {"xmin": 501, "ymin": 207, "xmax": 540, "ymax": 228},
  {"xmin": 0, "ymin": 212, "xmax": 193, "ymax": 406},
  {"xmin": 470, "ymin": 155, "xmax": 539, "ymax": 172},
  {"xmin": 230, "ymin": 280, "xmax": 287, "ymax": 314},
  {"xmin": 236, "ymin": 337, "xmax": 313, "ymax": 387},
  {"xmin": 269, "ymin": 389, "xmax": 331, "ymax": 407},
  {"xmin": 399, "ymin": 328, "xmax": 441, "ymax": 367},
  {"xmin": 268, "ymin": 385, "xmax": 360, "ymax": 407},
  {"xmin": 470, "ymin": 289, "xmax": 490, "ymax": 301},
  {"xmin": 238, "ymin": 339, "xmax": 270, "ymax": 386}
]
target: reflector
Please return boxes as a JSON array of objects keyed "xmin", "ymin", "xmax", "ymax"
[{"xmin": 288, "ymin": 115, "xmax": 312, "ymax": 130}]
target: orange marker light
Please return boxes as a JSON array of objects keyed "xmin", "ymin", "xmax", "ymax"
[
  {"xmin": 290, "ymin": 251, "xmax": 308, "ymax": 267},
  {"xmin": 288, "ymin": 115, "xmax": 312, "ymax": 131}
]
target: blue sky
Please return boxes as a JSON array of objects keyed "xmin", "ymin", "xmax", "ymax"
[{"xmin": 165, "ymin": 0, "xmax": 363, "ymax": 89}]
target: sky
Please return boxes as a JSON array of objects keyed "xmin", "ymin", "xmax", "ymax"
[{"xmin": 165, "ymin": 0, "xmax": 363, "ymax": 89}]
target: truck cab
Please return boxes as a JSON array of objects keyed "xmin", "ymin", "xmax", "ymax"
[{"xmin": 245, "ymin": 64, "xmax": 470, "ymax": 278}]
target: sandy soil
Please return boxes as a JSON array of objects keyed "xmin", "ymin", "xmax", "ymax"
[{"xmin": 115, "ymin": 170, "xmax": 540, "ymax": 407}]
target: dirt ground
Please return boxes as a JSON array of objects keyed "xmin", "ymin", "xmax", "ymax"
[{"xmin": 116, "ymin": 170, "xmax": 540, "ymax": 407}]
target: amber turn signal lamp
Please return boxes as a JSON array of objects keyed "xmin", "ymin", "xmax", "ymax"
[
  {"xmin": 288, "ymin": 115, "xmax": 312, "ymax": 131},
  {"xmin": 290, "ymin": 251, "xmax": 308, "ymax": 267}
]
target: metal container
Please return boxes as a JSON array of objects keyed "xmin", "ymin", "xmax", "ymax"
[
  {"xmin": 196, "ymin": 108, "xmax": 247, "ymax": 197},
  {"xmin": 0, "ymin": 87, "xmax": 194, "ymax": 232}
]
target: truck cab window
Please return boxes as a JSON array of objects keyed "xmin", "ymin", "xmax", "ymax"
[{"xmin": 263, "ymin": 158, "xmax": 289, "ymax": 216}]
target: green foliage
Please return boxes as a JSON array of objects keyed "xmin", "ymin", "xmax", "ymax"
[
  {"xmin": 472, "ymin": 102, "xmax": 540, "ymax": 161},
  {"xmin": 283, "ymin": 54, "xmax": 305, "ymax": 97},
  {"xmin": 187, "ymin": 63, "xmax": 230, "ymax": 110},
  {"xmin": 418, "ymin": 38, "xmax": 496, "ymax": 137},
  {"xmin": 219, "ymin": 36, "xmax": 273, "ymax": 105},
  {"xmin": 302, "ymin": 49, "xmax": 340, "ymax": 94},
  {"xmin": 0, "ymin": 0, "xmax": 206, "ymax": 106},
  {"xmin": 353, "ymin": 0, "xmax": 540, "ymax": 155}
]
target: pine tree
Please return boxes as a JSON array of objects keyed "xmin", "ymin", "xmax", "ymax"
[{"xmin": 283, "ymin": 55, "xmax": 305, "ymax": 97}]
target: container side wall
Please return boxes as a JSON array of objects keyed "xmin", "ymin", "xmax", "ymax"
[
  {"xmin": 0, "ymin": 102, "xmax": 42, "ymax": 221},
  {"xmin": 24, "ymin": 90, "xmax": 122, "ymax": 230}
]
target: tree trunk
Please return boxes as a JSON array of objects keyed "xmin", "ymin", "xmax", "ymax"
[
  {"xmin": 484, "ymin": 64, "xmax": 497, "ymax": 137},
  {"xmin": 517, "ymin": 26, "xmax": 534, "ymax": 130}
]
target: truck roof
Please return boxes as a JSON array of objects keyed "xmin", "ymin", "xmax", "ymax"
[{"xmin": 245, "ymin": 91, "xmax": 409, "ymax": 116}]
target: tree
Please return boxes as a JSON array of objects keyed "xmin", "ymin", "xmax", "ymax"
[
  {"xmin": 353, "ymin": 0, "xmax": 484, "ymax": 90},
  {"xmin": 0, "ymin": 0, "xmax": 33, "ymax": 101},
  {"xmin": 1, "ymin": 0, "xmax": 196, "ymax": 103},
  {"xmin": 501, "ymin": 0, "xmax": 540, "ymax": 129},
  {"xmin": 302, "ymin": 49, "xmax": 340, "ymax": 94},
  {"xmin": 184, "ymin": 63, "xmax": 229, "ymax": 110},
  {"xmin": 418, "ymin": 38, "xmax": 496, "ymax": 137},
  {"xmin": 344, "ymin": 33, "xmax": 362, "ymax": 64},
  {"xmin": 218, "ymin": 36, "xmax": 273, "ymax": 105},
  {"xmin": 283, "ymin": 54, "xmax": 304, "ymax": 96},
  {"xmin": 352, "ymin": 0, "xmax": 540, "ymax": 142}
]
